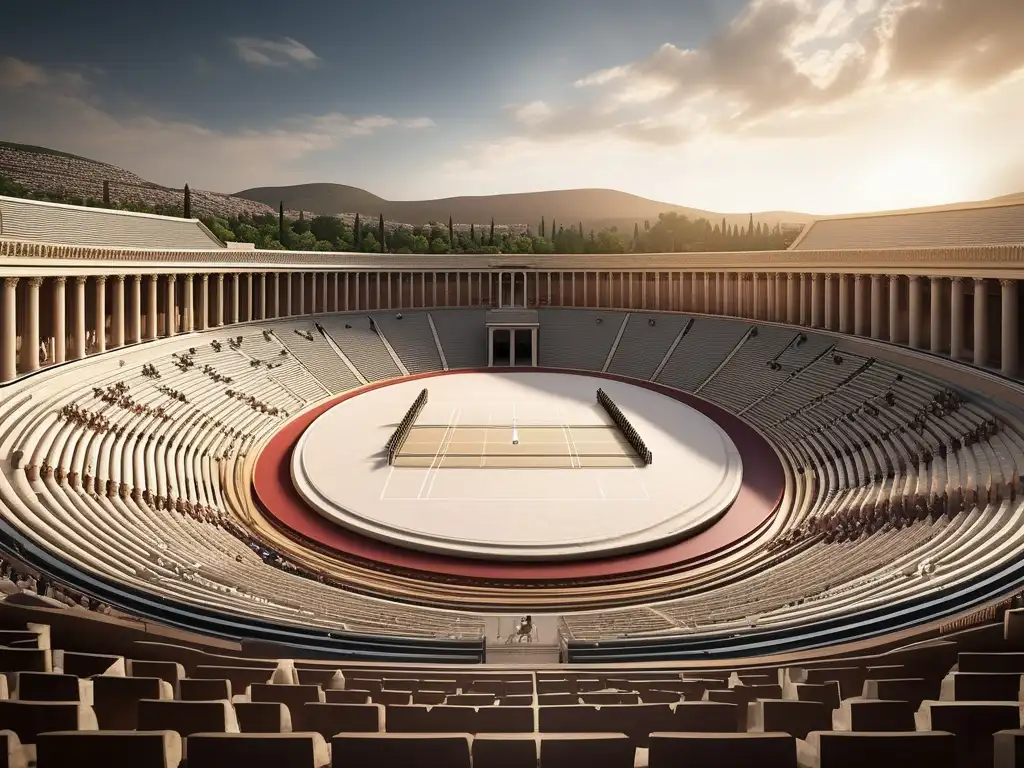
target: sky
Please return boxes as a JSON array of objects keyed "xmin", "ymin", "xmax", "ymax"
[{"xmin": 0, "ymin": 0, "xmax": 1022, "ymax": 215}]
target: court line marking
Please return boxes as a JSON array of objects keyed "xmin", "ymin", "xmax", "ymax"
[
  {"xmin": 480, "ymin": 408, "xmax": 490, "ymax": 468},
  {"xmin": 416, "ymin": 406, "xmax": 458, "ymax": 500},
  {"xmin": 556, "ymin": 406, "xmax": 580, "ymax": 469},
  {"xmin": 423, "ymin": 407, "xmax": 461, "ymax": 497}
]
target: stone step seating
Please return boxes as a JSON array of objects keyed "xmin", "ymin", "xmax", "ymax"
[
  {"xmin": 3, "ymin": 615, "xmax": 1024, "ymax": 768},
  {"xmin": 223, "ymin": 328, "xmax": 329, "ymax": 405},
  {"xmin": 700, "ymin": 327, "xmax": 831, "ymax": 413},
  {"xmin": 319, "ymin": 316, "xmax": 402, "ymax": 382},
  {"xmin": 536, "ymin": 309, "xmax": 623, "ymax": 371},
  {"xmin": 272, "ymin": 322, "xmax": 361, "ymax": 395},
  {"xmin": 0, "ymin": 357, "xmax": 479, "ymax": 640},
  {"xmin": 427, "ymin": 310, "xmax": 487, "ymax": 369},
  {"xmin": 655, "ymin": 318, "xmax": 750, "ymax": 392},
  {"xmin": 606, "ymin": 314, "xmax": 691, "ymax": 381},
  {"xmin": 369, "ymin": 312, "xmax": 443, "ymax": 373}
]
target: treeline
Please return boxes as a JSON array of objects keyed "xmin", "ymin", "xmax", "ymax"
[{"xmin": 0, "ymin": 173, "xmax": 802, "ymax": 254}]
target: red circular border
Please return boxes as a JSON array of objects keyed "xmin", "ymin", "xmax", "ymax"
[{"xmin": 252, "ymin": 368, "xmax": 785, "ymax": 582}]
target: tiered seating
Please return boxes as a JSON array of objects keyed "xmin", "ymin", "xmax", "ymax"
[
  {"xmin": 699, "ymin": 327, "xmax": 833, "ymax": 412},
  {"xmin": 537, "ymin": 309, "xmax": 621, "ymax": 371},
  {"xmin": 606, "ymin": 314, "xmax": 691, "ymax": 381},
  {"xmin": 320, "ymin": 317, "xmax": 402, "ymax": 382},
  {"xmin": 2, "ymin": 610, "xmax": 1024, "ymax": 767},
  {"xmin": 273, "ymin": 322, "xmax": 362, "ymax": 395},
  {"xmin": 369, "ymin": 312, "xmax": 443, "ymax": 373},
  {"xmin": 428, "ymin": 310, "xmax": 487, "ymax": 368},
  {"xmin": 655, "ymin": 318, "xmax": 750, "ymax": 391}
]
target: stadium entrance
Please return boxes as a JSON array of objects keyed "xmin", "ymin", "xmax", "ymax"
[{"xmin": 486, "ymin": 309, "xmax": 538, "ymax": 366}]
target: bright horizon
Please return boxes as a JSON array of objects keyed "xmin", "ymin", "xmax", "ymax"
[{"xmin": 1, "ymin": 0, "xmax": 1022, "ymax": 216}]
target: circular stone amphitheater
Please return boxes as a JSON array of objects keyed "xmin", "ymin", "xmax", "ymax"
[{"xmin": 3, "ymin": 194, "xmax": 1024, "ymax": 766}]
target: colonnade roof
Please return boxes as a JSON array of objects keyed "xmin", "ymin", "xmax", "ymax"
[
  {"xmin": 793, "ymin": 200, "xmax": 1024, "ymax": 251},
  {"xmin": 0, "ymin": 195, "xmax": 224, "ymax": 250}
]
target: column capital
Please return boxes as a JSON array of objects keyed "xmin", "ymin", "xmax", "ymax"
[
  {"xmin": 824, "ymin": 273, "xmax": 833, "ymax": 282},
  {"xmin": 130, "ymin": 273, "xmax": 142, "ymax": 284},
  {"xmin": 855, "ymin": 274, "xmax": 865, "ymax": 283},
  {"xmin": 53, "ymin": 275, "xmax": 67, "ymax": 286},
  {"xmin": 871, "ymin": 273, "xmax": 882, "ymax": 282},
  {"xmin": 27, "ymin": 276, "xmax": 43, "ymax": 288},
  {"xmin": 888, "ymin": 274, "xmax": 902, "ymax": 281},
  {"xmin": 200, "ymin": 273, "xmax": 209, "ymax": 284},
  {"xmin": 951, "ymin": 276, "xmax": 964, "ymax": 284},
  {"xmin": 907, "ymin": 274, "xmax": 920, "ymax": 283},
  {"xmin": 184, "ymin": 273, "xmax": 194, "ymax": 280},
  {"xmin": 94, "ymin": 274, "xmax": 107, "ymax": 285},
  {"xmin": 74, "ymin": 275, "xmax": 87, "ymax": 286},
  {"xmin": 1000, "ymin": 278, "xmax": 1016, "ymax": 288},
  {"xmin": 974, "ymin": 276, "xmax": 986, "ymax": 284},
  {"xmin": 3, "ymin": 276, "xmax": 19, "ymax": 289},
  {"xmin": 787, "ymin": 272, "xmax": 797, "ymax": 279},
  {"xmin": 216, "ymin": 273, "xmax": 225, "ymax": 283},
  {"xmin": 111, "ymin": 274, "xmax": 125, "ymax": 284}
]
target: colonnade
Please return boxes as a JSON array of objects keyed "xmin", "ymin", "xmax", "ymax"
[{"xmin": 1, "ymin": 268, "xmax": 1021, "ymax": 383}]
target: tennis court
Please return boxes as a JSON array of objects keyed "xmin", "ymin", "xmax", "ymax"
[{"xmin": 393, "ymin": 422, "xmax": 643, "ymax": 469}]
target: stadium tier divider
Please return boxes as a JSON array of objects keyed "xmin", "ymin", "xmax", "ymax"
[
  {"xmin": 596, "ymin": 388, "xmax": 653, "ymax": 465},
  {"xmin": 386, "ymin": 388, "xmax": 429, "ymax": 464}
]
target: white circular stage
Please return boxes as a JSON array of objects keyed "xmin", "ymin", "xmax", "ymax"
[{"xmin": 291, "ymin": 372, "xmax": 743, "ymax": 561}]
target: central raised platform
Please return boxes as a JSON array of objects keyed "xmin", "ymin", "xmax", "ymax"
[{"xmin": 290, "ymin": 371, "xmax": 743, "ymax": 561}]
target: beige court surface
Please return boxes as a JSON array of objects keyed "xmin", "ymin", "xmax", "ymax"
[{"xmin": 394, "ymin": 424, "xmax": 642, "ymax": 468}]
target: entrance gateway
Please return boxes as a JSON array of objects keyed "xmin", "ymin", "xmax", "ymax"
[{"xmin": 487, "ymin": 309, "xmax": 538, "ymax": 367}]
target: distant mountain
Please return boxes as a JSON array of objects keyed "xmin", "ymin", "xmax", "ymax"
[{"xmin": 234, "ymin": 183, "xmax": 813, "ymax": 231}]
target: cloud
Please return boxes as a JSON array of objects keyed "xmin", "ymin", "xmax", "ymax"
[
  {"xmin": 229, "ymin": 36, "xmax": 321, "ymax": 69},
  {"xmin": 0, "ymin": 58, "xmax": 433, "ymax": 192},
  {"xmin": 509, "ymin": 0, "xmax": 1024, "ymax": 149},
  {"xmin": 885, "ymin": 0, "xmax": 1024, "ymax": 88}
]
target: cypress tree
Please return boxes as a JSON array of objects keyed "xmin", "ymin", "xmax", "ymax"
[
  {"xmin": 102, "ymin": 180, "xmax": 110, "ymax": 206},
  {"xmin": 354, "ymin": 213, "xmax": 361, "ymax": 246},
  {"xmin": 540, "ymin": 217, "xmax": 545, "ymax": 238},
  {"xmin": 633, "ymin": 222, "xmax": 639, "ymax": 248},
  {"xmin": 448, "ymin": 215, "xmax": 454, "ymax": 245},
  {"xmin": 379, "ymin": 213, "xmax": 385, "ymax": 253},
  {"xmin": 578, "ymin": 221, "xmax": 583, "ymax": 237},
  {"xmin": 644, "ymin": 219, "xmax": 650, "ymax": 232},
  {"xmin": 183, "ymin": 184, "xmax": 191, "ymax": 219},
  {"xmin": 551, "ymin": 218, "xmax": 556, "ymax": 238},
  {"xmin": 470, "ymin": 223, "xmax": 476, "ymax": 242},
  {"xmin": 748, "ymin": 213, "xmax": 754, "ymax": 238},
  {"xmin": 721, "ymin": 217, "xmax": 727, "ymax": 238},
  {"xmin": 278, "ymin": 201, "xmax": 285, "ymax": 244},
  {"xmin": 488, "ymin": 218, "xmax": 494, "ymax": 246}
]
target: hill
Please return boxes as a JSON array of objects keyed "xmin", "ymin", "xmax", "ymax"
[{"xmin": 233, "ymin": 183, "xmax": 813, "ymax": 231}]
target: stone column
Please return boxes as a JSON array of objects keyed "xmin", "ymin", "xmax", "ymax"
[
  {"xmin": 73, "ymin": 276, "xmax": 87, "ymax": 358},
  {"xmin": 146, "ymin": 275, "xmax": 158, "ymax": 340},
  {"xmin": 752, "ymin": 273, "xmax": 761, "ymax": 320},
  {"xmin": 244, "ymin": 272, "xmax": 254, "ymax": 321},
  {"xmin": 838, "ymin": 274, "xmax": 850, "ymax": 334},
  {"xmin": 1001, "ymin": 278, "xmax": 1018, "ymax": 378},
  {"xmin": 297, "ymin": 272, "xmax": 306, "ymax": 315},
  {"xmin": 808, "ymin": 274, "xmax": 821, "ymax": 328},
  {"xmin": 213, "ymin": 273, "xmax": 224, "ymax": 327},
  {"xmin": 889, "ymin": 275, "xmax": 901, "ymax": 344},
  {"xmin": 799, "ymin": 273, "xmax": 809, "ymax": 326},
  {"xmin": 1, "ymin": 277, "xmax": 16, "ymax": 381},
  {"xmin": 182, "ymin": 274, "xmax": 194, "ymax": 333},
  {"xmin": 164, "ymin": 274, "xmax": 176, "ymax": 336},
  {"xmin": 930, "ymin": 276, "xmax": 944, "ymax": 354},
  {"xmin": 93, "ymin": 276, "xmax": 106, "ymax": 353},
  {"xmin": 908, "ymin": 275, "xmax": 923, "ymax": 349},
  {"xmin": 870, "ymin": 274, "xmax": 884, "ymax": 339},
  {"xmin": 20, "ymin": 277, "xmax": 41, "ymax": 372},
  {"xmin": 111, "ymin": 275, "xmax": 125, "ymax": 348},
  {"xmin": 52, "ymin": 276, "xmax": 66, "ymax": 364},
  {"xmin": 950, "ymin": 277, "xmax": 965, "ymax": 360},
  {"xmin": 129, "ymin": 274, "xmax": 142, "ymax": 344},
  {"xmin": 321, "ymin": 271, "xmax": 329, "ymax": 314},
  {"xmin": 786, "ymin": 273, "xmax": 798, "ymax": 324},
  {"xmin": 197, "ymin": 274, "xmax": 209, "ymax": 331},
  {"xmin": 974, "ymin": 278, "xmax": 988, "ymax": 367},
  {"xmin": 854, "ymin": 275, "xmax": 867, "ymax": 337},
  {"xmin": 258, "ymin": 272, "xmax": 267, "ymax": 320},
  {"xmin": 231, "ymin": 273, "xmax": 241, "ymax": 323},
  {"xmin": 824, "ymin": 274, "xmax": 836, "ymax": 330},
  {"xmin": 271, "ymin": 273, "xmax": 281, "ymax": 318},
  {"xmin": 532, "ymin": 327, "xmax": 538, "ymax": 367}
]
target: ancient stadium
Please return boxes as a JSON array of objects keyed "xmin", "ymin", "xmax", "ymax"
[{"xmin": 2, "ymin": 194, "xmax": 1024, "ymax": 767}]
